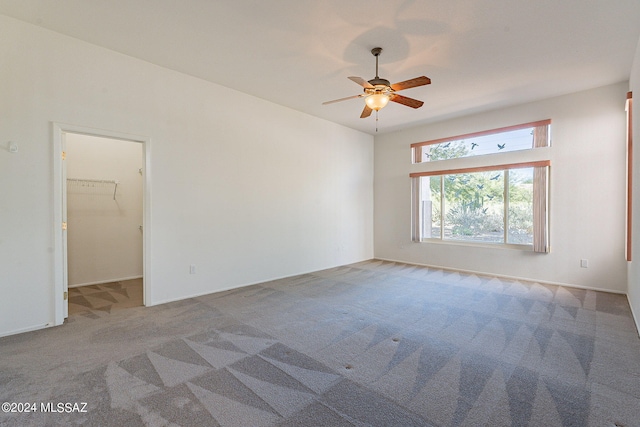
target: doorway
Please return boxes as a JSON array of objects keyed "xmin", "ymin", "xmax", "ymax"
[
  {"xmin": 66, "ymin": 133, "xmax": 143, "ymax": 316},
  {"xmin": 52, "ymin": 124, "xmax": 151, "ymax": 325}
]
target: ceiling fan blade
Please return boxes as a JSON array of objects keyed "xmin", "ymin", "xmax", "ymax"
[
  {"xmin": 349, "ymin": 76, "xmax": 374, "ymax": 89},
  {"xmin": 390, "ymin": 76, "xmax": 431, "ymax": 91},
  {"xmin": 360, "ymin": 105, "xmax": 373, "ymax": 118},
  {"xmin": 390, "ymin": 94, "xmax": 424, "ymax": 109},
  {"xmin": 322, "ymin": 94, "xmax": 363, "ymax": 105}
]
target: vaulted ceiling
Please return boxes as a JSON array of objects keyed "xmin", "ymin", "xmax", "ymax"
[{"xmin": 1, "ymin": 0, "xmax": 639, "ymax": 134}]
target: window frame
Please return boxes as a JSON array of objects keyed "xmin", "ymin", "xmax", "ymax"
[
  {"xmin": 409, "ymin": 119, "xmax": 552, "ymax": 252},
  {"xmin": 626, "ymin": 91, "xmax": 633, "ymax": 261},
  {"xmin": 411, "ymin": 161, "xmax": 549, "ymax": 249},
  {"xmin": 411, "ymin": 119, "xmax": 552, "ymax": 164}
]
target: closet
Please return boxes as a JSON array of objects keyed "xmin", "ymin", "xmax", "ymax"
[{"xmin": 65, "ymin": 133, "xmax": 143, "ymax": 315}]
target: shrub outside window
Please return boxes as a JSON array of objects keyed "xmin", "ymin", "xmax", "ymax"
[{"xmin": 415, "ymin": 166, "xmax": 537, "ymax": 246}]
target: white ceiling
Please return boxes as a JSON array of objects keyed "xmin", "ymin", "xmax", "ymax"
[{"xmin": 2, "ymin": 0, "xmax": 640, "ymax": 135}]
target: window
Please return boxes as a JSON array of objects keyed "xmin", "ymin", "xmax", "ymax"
[
  {"xmin": 410, "ymin": 120, "xmax": 551, "ymax": 252},
  {"xmin": 411, "ymin": 119, "xmax": 551, "ymax": 164},
  {"xmin": 626, "ymin": 91, "xmax": 633, "ymax": 261}
]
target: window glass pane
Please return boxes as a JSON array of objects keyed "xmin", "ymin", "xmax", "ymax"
[
  {"xmin": 442, "ymin": 171, "xmax": 504, "ymax": 243},
  {"xmin": 418, "ymin": 127, "xmax": 535, "ymax": 162},
  {"xmin": 422, "ymin": 140, "xmax": 469, "ymax": 162},
  {"xmin": 507, "ymin": 168, "xmax": 534, "ymax": 244}
]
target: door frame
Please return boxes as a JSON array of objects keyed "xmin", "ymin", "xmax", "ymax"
[{"xmin": 52, "ymin": 122, "xmax": 152, "ymax": 325}]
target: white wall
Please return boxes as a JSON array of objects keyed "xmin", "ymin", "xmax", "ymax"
[
  {"xmin": 66, "ymin": 134, "xmax": 143, "ymax": 286},
  {"xmin": 375, "ymin": 82, "xmax": 629, "ymax": 293},
  {"xmin": 0, "ymin": 15, "xmax": 373, "ymax": 337},
  {"xmin": 628, "ymin": 35, "xmax": 640, "ymax": 333}
]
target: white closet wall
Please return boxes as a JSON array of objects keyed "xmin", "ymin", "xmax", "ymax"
[{"xmin": 66, "ymin": 133, "xmax": 143, "ymax": 286}]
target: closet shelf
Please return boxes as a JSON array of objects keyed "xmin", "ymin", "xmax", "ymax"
[{"xmin": 67, "ymin": 178, "xmax": 120, "ymax": 200}]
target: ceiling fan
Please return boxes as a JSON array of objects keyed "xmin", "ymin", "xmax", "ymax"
[{"xmin": 323, "ymin": 47, "xmax": 431, "ymax": 118}]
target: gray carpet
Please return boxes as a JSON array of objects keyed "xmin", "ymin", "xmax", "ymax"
[
  {"xmin": 1, "ymin": 260, "xmax": 639, "ymax": 426},
  {"xmin": 68, "ymin": 278, "xmax": 143, "ymax": 317}
]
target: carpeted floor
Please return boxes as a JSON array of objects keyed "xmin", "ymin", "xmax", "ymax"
[
  {"xmin": 68, "ymin": 278, "xmax": 143, "ymax": 317},
  {"xmin": 1, "ymin": 260, "xmax": 639, "ymax": 426}
]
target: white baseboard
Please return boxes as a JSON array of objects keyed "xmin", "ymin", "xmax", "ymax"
[
  {"xmin": 628, "ymin": 294, "xmax": 640, "ymax": 338},
  {"xmin": 69, "ymin": 275, "xmax": 143, "ymax": 288},
  {"xmin": 373, "ymin": 257, "xmax": 627, "ymax": 295},
  {"xmin": 0, "ymin": 322, "xmax": 53, "ymax": 338},
  {"xmin": 147, "ymin": 258, "xmax": 372, "ymax": 307}
]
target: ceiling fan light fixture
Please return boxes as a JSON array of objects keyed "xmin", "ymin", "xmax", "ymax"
[{"xmin": 365, "ymin": 93, "xmax": 390, "ymax": 111}]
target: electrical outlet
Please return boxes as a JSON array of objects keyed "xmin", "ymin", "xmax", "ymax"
[
  {"xmin": 580, "ymin": 259, "xmax": 588, "ymax": 268},
  {"xmin": 189, "ymin": 264, "xmax": 196, "ymax": 274}
]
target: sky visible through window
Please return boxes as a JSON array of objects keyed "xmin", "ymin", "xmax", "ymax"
[{"xmin": 419, "ymin": 127, "xmax": 535, "ymax": 162}]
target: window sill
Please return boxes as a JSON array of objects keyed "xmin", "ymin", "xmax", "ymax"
[{"xmin": 417, "ymin": 238, "xmax": 533, "ymax": 251}]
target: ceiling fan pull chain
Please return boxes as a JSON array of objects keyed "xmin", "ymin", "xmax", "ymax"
[{"xmin": 376, "ymin": 110, "xmax": 379, "ymax": 132}]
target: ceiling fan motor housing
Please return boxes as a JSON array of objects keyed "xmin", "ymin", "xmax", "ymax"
[{"xmin": 368, "ymin": 77, "xmax": 391, "ymax": 87}]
